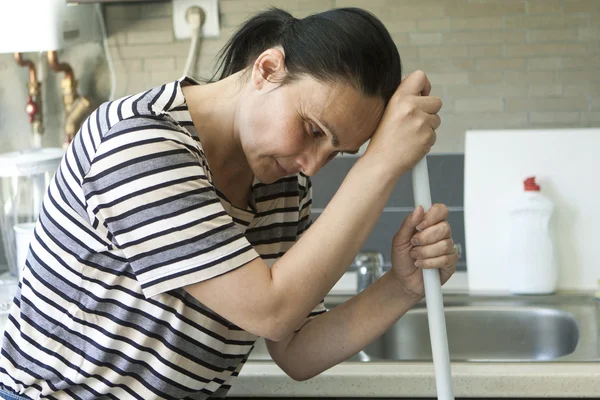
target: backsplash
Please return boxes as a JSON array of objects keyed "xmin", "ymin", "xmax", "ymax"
[
  {"xmin": 312, "ymin": 154, "xmax": 467, "ymax": 270},
  {"xmin": 1, "ymin": 0, "xmax": 599, "ymax": 153},
  {"xmin": 1, "ymin": 0, "xmax": 599, "ymax": 275}
]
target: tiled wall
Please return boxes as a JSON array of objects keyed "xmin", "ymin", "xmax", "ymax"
[
  {"xmin": 1, "ymin": 1, "xmax": 599, "ymax": 151},
  {"xmin": 1, "ymin": 0, "xmax": 599, "ymax": 271}
]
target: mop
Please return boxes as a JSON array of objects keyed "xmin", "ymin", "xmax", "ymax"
[{"xmin": 412, "ymin": 158, "xmax": 454, "ymax": 400}]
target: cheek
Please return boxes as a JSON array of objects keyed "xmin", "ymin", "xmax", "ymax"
[{"xmin": 247, "ymin": 109, "xmax": 306, "ymax": 154}]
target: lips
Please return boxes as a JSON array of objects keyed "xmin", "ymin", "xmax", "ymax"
[{"xmin": 275, "ymin": 159, "xmax": 296, "ymax": 176}]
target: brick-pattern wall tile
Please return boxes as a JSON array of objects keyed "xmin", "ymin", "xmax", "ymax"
[
  {"xmin": 526, "ymin": 0, "xmax": 563, "ymax": 14},
  {"xmin": 581, "ymin": 112, "xmax": 600, "ymax": 123},
  {"xmin": 444, "ymin": 30, "xmax": 525, "ymax": 45},
  {"xmin": 454, "ymin": 99, "xmax": 504, "ymax": 113},
  {"xmin": 419, "ymin": 45, "xmax": 468, "ymax": 59},
  {"xmin": 505, "ymin": 97, "xmax": 589, "ymax": 112},
  {"xmin": 579, "ymin": 28, "xmax": 600, "ymax": 41},
  {"xmin": 527, "ymin": 28, "xmax": 579, "ymax": 42},
  {"xmin": 529, "ymin": 112, "xmax": 580, "ymax": 124},
  {"xmin": 443, "ymin": 1, "xmax": 526, "ymax": 18},
  {"xmin": 468, "ymin": 45, "xmax": 502, "ymax": 58},
  {"xmin": 2, "ymin": 0, "xmax": 600, "ymax": 159},
  {"xmin": 476, "ymin": 58, "xmax": 525, "ymax": 71},
  {"xmin": 417, "ymin": 19, "xmax": 450, "ymax": 32},
  {"xmin": 450, "ymin": 17, "xmax": 504, "ymax": 30},
  {"xmin": 529, "ymin": 83, "xmax": 563, "ymax": 96},
  {"xmin": 409, "ymin": 33, "xmax": 442, "ymax": 46},
  {"xmin": 527, "ymin": 57, "xmax": 562, "ymax": 70},
  {"xmin": 505, "ymin": 15, "xmax": 588, "ymax": 29}
]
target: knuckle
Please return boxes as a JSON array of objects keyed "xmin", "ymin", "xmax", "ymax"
[
  {"xmin": 412, "ymin": 248, "xmax": 421, "ymax": 259},
  {"xmin": 445, "ymin": 255, "xmax": 454, "ymax": 267},
  {"xmin": 442, "ymin": 221, "xmax": 452, "ymax": 234}
]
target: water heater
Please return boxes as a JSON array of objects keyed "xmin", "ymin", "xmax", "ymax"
[{"xmin": 0, "ymin": 0, "xmax": 100, "ymax": 53}]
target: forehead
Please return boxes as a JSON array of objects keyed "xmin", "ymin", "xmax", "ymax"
[{"xmin": 293, "ymin": 77, "xmax": 385, "ymax": 148}]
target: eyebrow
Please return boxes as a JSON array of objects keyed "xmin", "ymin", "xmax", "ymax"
[{"xmin": 319, "ymin": 119, "xmax": 360, "ymax": 154}]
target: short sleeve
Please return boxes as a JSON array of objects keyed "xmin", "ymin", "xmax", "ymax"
[{"xmin": 82, "ymin": 118, "xmax": 259, "ymax": 298}]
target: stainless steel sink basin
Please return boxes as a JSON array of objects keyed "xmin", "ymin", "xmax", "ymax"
[
  {"xmin": 248, "ymin": 292, "xmax": 600, "ymax": 363},
  {"xmin": 361, "ymin": 306, "xmax": 579, "ymax": 362}
]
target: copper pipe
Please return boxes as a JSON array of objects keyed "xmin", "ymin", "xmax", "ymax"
[
  {"xmin": 47, "ymin": 50, "xmax": 93, "ymax": 146},
  {"xmin": 48, "ymin": 50, "xmax": 78, "ymax": 111},
  {"xmin": 64, "ymin": 96, "xmax": 93, "ymax": 146},
  {"xmin": 47, "ymin": 50, "xmax": 74, "ymax": 81},
  {"xmin": 14, "ymin": 52, "xmax": 44, "ymax": 136},
  {"xmin": 14, "ymin": 52, "xmax": 37, "ymax": 86}
]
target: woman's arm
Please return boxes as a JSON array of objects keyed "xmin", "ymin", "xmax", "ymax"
[
  {"xmin": 267, "ymin": 271, "xmax": 422, "ymax": 381},
  {"xmin": 185, "ymin": 71, "xmax": 441, "ymax": 341},
  {"xmin": 266, "ymin": 203, "xmax": 457, "ymax": 380}
]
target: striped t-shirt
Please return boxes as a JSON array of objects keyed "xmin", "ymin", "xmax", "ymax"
[{"xmin": 0, "ymin": 77, "xmax": 325, "ymax": 399}]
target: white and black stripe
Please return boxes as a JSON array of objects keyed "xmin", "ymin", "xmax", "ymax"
[{"xmin": 0, "ymin": 77, "xmax": 325, "ymax": 399}]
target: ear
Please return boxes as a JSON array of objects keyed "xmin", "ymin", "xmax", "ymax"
[{"xmin": 251, "ymin": 48, "xmax": 286, "ymax": 89}]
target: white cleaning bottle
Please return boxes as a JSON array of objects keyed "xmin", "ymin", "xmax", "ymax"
[{"xmin": 508, "ymin": 176, "xmax": 557, "ymax": 294}]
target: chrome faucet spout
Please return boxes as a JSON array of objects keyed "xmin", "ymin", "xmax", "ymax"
[{"xmin": 354, "ymin": 251, "xmax": 384, "ymax": 293}]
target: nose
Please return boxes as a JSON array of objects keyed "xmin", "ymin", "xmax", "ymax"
[{"xmin": 297, "ymin": 150, "xmax": 330, "ymax": 176}]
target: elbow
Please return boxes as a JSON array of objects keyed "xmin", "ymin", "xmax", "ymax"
[
  {"xmin": 255, "ymin": 299, "xmax": 301, "ymax": 341},
  {"xmin": 278, "ymin": 362, "xmax": 319, "ymax": 382},
  {"xmin": 288, "ymin": 370, "xmax": 318, "ymax": 382},
  {"xmin": 260, "ymin": 315, "xmax": 297, "ymax": 342}
]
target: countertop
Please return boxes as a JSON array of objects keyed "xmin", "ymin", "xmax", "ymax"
[
  {"xmin": 229, "ymin": 360, "xmax": 600, "ymax": 398},
  {"xmin": 230, "ymin": 290, "xmax": 600, "ymax": 398}
]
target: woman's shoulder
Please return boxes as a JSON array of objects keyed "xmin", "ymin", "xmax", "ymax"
[{"xmin": 97, "ymin": 78, "xmax": 188, "ymax": 132}]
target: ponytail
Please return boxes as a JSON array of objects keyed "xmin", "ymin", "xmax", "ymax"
[
  {"xmin": 214, "ymin": 8, "xmax": 295, "ymax": 80},
  {"xmin": 212, "ymin": 7, "xmax": 401, "ymax": 103}
]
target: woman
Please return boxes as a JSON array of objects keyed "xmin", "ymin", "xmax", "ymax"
[{"xmin": 0, "ymin": 7, "xmax": 456, "ymax": 400}]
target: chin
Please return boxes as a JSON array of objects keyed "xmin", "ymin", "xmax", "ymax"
[{"xmin": 253, "ymin": 170, "xmax": 279, "ymax": 185}]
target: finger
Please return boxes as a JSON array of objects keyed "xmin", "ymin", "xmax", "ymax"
[
  {"xmin": 393, "ymin": 205, "xmax": 425, "ymax": 245},
  {"xmin": 414, "ymin": 251, "xmax": 458, "ymax": 270},
  {"xmin": 413, "ymin": 96, "xmax": 443, "ymax": 115},
  {"xmin": 427, "ymin": 113, "xmax": 441, "ymax": 131},
  {"xmin": 396, "ymin": 70, "xmax": 430, "ymax": 96},
  {"xmin": 412, "ymin": 221, "xmax": 452, "ymax": 246},
  {"xmin": 410, "ymin": 238, "xmax": 454, "ymax": 260},
  {"xmin": 416, "ymin": 203, "xmax": 449, "ymax": 231}
]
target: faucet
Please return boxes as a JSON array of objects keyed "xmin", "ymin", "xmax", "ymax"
[
  {"xmin": 47, "ymin": 50, "xmax": 95, "ymax": 147},
  {"xmin": 354, "ymin": 251, "xmax": 384, "ymax": 293}
]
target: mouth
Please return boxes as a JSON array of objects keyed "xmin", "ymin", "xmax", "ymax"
[{"xmin": 275, "ymin": 159, "xmax": 294, "ymax": 176}]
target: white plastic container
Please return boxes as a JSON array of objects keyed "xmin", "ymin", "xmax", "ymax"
[
  {"xmin": 0, "ymin": 148, "xmax": 63, "ymax": 279},
  {"xmin": 507, "ymin": 176, "xmax": 557, "ymax": 294},
  {"xmin": 14, "ymin": 223, "xmax": 36, "ymax": 282}
]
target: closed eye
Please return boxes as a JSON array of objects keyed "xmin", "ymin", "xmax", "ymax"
[
  {"xmin": 309, "ymin": 124, "xmax": 324, "ymax": 138},
  {"xmin": 307, "ymin": 120, "xmax": 359, "ymax": 157}
]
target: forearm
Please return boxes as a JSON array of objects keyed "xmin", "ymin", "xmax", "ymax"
[
  {"xmin": 269, "ymin": 155, "xmax": 402, "ymax": 330},
  {"xmin": 268, "ymin": 272, "xmax": 423, "ymax": 381},
  {"xmin": 186, "ymin": 155, "xmax": 405, "ymax": 341}
]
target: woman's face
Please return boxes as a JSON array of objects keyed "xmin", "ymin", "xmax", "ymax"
[{"xmin": 237, "ymin": 51, "xmax": 385, "ymax": 184}]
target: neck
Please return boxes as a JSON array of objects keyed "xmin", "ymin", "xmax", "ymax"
[{"xmin": 182, "ymin": 71, "xmax": 251, "ymax": 184}]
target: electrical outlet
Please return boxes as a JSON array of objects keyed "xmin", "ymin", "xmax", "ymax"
[{"xmin": 173, "ymin": 0, "xmax": 220, "ymax": 39}]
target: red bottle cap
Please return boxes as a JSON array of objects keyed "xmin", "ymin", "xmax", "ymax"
[{"xmin": 524, "ymin": 176, "xmax": 541, "ymax": 191}]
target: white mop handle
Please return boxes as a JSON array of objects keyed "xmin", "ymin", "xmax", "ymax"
[{"xmin": 412, "ymin": 158, "xmax": 454, "ymax": 400}]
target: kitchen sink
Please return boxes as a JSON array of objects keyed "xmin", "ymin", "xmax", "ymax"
[
  {"xmin": 249, "ymin": 292, "xmax": 600, "ymax": 363},
  {"xmin": 360, "ymin": 306, "xmax": 579, "ymax": 362}
]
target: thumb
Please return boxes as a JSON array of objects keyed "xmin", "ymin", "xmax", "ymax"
[
  {"xmin": 394, "ymin": 205, "xmax": 425, "ymax": 245},
  {"xmin": 395, "ymin": 70, "xmax": 431, "ymax": 96}
]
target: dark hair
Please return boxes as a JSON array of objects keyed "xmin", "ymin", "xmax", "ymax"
[{"xmin": 212, "ymin": 7, "xmax": 401, "ymax": 103}]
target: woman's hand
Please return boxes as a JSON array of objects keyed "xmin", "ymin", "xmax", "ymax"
[
  {"xmin": 389, "ymin": 204, "xmax": 458, "ymax": 299},
  {"xmin": 364, "ymin": 70, "xmax": 442, "ymax": 179}
]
